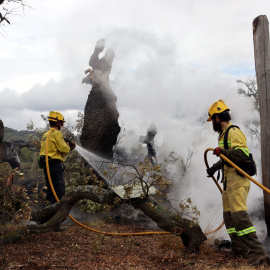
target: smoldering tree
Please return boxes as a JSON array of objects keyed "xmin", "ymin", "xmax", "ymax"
[{"xmin": 80, "ymin": 39, "xmax": 121, "ymax": 160}]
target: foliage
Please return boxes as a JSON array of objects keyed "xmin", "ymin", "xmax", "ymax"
[
  {"xmin": 91, "ymin": 149, "xmax": 198, "ymax": 222},
  {"xmin": 3, "ymin": 127, "xmax": 33, "ymax": 141},
  {"xmin": 19, "ymin": 151, "xmax": 43, "ymax": 182},
  {"xmin": 102, "ymin": 158, "xmax": 171, "ymax": 199},
  {"xmin": 0, "ymin": 163, "xmax": 45, "ymax": 225},
  {"xmin": 178, "ymin": 197, "xmax": 200, "ymax": 224},
  {"xmin": 237, "ymin": 76, "xmax": 261, "ymax": 139},
  {"xmin": 19, "ymin": 147, "xmax": 33, "ymax": 163},
  {"xmin": 0, "ymin": 161, "xmax": 46, "ymax": 266},
  {"xmin": 26, "ymin": 115, "xmax": 49, "ymax": 146},
  {"xmin": 64, "ymin": 151, "xmax": 105, "ymax": 213},
  {"xmin": 237, "ymin": 76, "xmax": 259, "ymax": 111},
  {"xmin": 26, "ymin": 112, "xmax": 84, "ymax": 145}
]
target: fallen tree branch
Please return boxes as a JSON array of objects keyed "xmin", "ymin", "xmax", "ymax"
[{"xmin": 1, "ymin": 185, "xmax": 206, "ymax": 252}]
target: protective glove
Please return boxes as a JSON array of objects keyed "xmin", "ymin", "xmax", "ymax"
[
  {"xmin": 206, "ymin": 166, "xmax": 216, "ymax": 177},
  {"xmin": 69, "ymin": 141, "xmax": 76, "ymax": 151},
  {"xmin": 213, "ymin": 147, "xmax": 222, "ymax": 156}
]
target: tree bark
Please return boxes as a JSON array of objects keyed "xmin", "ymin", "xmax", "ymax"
[
  {"xmin": 0, "ymin": 120, "xmax": 3, "ymax": 143},
  {"xmin": 253, "ymin": 15, "xmax": 270, "ymax": 236},
  {"xmin": 132, "ymin": 198, "xmax": 206, "ymax": 253},
  {"xmin": 1, "ymin": 186, "xmax": 206, "ymax": 252},
  {"xmin": 80, "ymin": 40, "xmax": 120, "ymax": 160}
]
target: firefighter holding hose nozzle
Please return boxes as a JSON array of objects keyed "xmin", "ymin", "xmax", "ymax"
[
  {"xmin": 206, "ymin": 100, "xmax": 268, "ymax": 265},
  {"xmin": 39, "ymin": 111, "xmax": 76, "ymax": 206}
]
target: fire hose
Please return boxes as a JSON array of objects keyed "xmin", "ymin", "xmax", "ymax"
[
  {"xmin": 45, "ymin": 128, "xmax": 170, "ymax": 236},
  {"xmin": 204, "ymin": 147, "xmax": 270, "ymax": 235}
]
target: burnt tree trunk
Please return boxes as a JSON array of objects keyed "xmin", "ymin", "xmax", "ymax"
[
  {"xmin": 80, "ymin": 40, "xmax": 120, "ymax": 160},
  {"xmin": 2, "ymin": 185, "xmax": 206, "ymax": 252},
  {"xmin": 80, "ymin": 84, "xmax": 120, "ymax": 160},
  {"xmin": 132, "ymin": 198, "xmax": 206, "ymax": 253},
  {"xmin": 0, "ymin": 120, "xmax": 3, "ymax": 144},
  {"xmin": 253, "ymin": 15, "xmax": 270, "ymax": 236}
]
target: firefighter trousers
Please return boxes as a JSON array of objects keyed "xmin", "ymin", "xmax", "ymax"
[
  {"xmin": 43, "ymin": 160, "xmax": 65, "ymax": 204},
  {"xmin": 223, "ymin": 211, "xmax": 265, "ymax": 257},
  {"xmin": 222, "ymin": 167, "xmax": 265, "ymax": 257}
]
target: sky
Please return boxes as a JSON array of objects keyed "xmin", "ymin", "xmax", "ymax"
[{"xmin": 1, "ymin": 0, "xmax": 270, "ymax": 237}]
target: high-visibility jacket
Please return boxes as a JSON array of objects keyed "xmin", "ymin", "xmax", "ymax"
[
  {"xmin": 212, "ymin": 123, "xmax": 251, "ymax": 212},
  {"xmin": 40, "ymin": 128, "xmax": 70, "ymax": 162},
  {"xmin": 213, "ymin": 123, "xmax": 249, "ymax": 172},
  {"xmin": 219, "ymin": 123, "xmax": 249, "ymax": 157}
]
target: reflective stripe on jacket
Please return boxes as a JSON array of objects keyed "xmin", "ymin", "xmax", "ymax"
[
  {"xmin": 39, "ymin": 128, "xmax": 70, "ymax": 162},
  {"xmin": 218, "ymin": 123, "xmax": 249, "ymax": 156}
]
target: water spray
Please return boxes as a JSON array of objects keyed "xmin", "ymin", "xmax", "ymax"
[{"xmin": 45, "ymin": 128, "xmax": 170, "ymax": 236}]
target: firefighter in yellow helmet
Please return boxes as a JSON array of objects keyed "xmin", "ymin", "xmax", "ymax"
[
  {"xmin": 39, "ymin": 111, "xmax": 76, "ymax": 205},
  {"xmin": 206, "ymin": 100, "xmax": 267, "ymax": 264}
]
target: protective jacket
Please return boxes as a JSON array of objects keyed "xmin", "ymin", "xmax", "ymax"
[
  {"xmin": 212, "ymin": 123, "xmax": 249, "ymax": 175},
  {"xmin": 40, "ymin": 128, "xmax": 70, "ymax": 162},
  {"xmin": 40, "ymin": 128, "xmax": 70, "ymax": 205}
]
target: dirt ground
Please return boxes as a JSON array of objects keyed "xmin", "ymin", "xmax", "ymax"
[{"xmin": 1, "ymin": 222, "xmax": 269, "ymax": 270}]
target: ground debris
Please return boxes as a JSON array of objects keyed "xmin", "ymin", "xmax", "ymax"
[{"xmin": 0, "ymin": 223, "xmax": 263, "ymax": 269}]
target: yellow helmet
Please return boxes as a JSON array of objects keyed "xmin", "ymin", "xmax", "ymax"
[
  {"xmin": 48, "ymin": 111, "xmax": 65, "ymax": 122},
  {"xmin": 207, "ymin": 100, "xmax": 230, "ymax": 122}
]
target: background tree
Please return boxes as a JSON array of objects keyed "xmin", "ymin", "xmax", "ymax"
[
  {"xmin": 237, "ymin": 76, "xmax": 261, "ymax": 139},
  {"xmin": 0, "ymin": 0, "xmax": 30, "ymax": 29},
  {"xmin": 237, "ymin": 76, "xmax": 259, "ymax": 111}
]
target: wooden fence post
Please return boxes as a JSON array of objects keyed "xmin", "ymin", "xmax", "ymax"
[{"xmin": 253, "ymin": 15, "xmax": 270, "ymax": 236}]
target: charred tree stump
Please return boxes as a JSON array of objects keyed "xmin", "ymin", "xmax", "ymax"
[
  {"xmin": 80, "ymin": 84, "xmax": 120, "ymax": 160},
  {"xmin": 81, "ymin": 39, "xmax": 120, "ymax": 160},
  {"xmin": 253, "ymin": 15, "xmax": 270, "ymax": 236}
]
